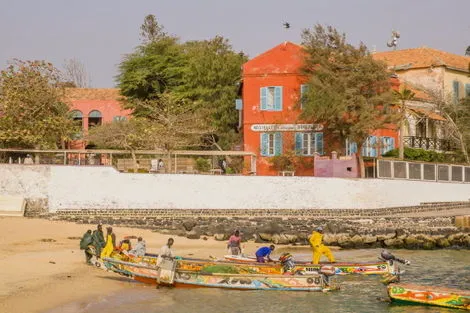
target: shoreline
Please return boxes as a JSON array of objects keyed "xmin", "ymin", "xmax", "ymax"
[{"xmin": 0, "ymin": 216, "xmax": 468, "ymax": 313}]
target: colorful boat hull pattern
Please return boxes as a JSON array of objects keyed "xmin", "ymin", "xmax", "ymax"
[
  {"xmin": 103, "ymin": 258, "xmax": 337, "ymax": 291},
  {"xmin": 388, "ymin": 283, "xmax": 470, "ymax": 310}
]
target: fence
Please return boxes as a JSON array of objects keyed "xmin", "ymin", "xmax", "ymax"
[
  {"xmin": 377, "ymin": 158, "xmax": 470, "ymax": 183},
  {"xmin": 0, "ymin": 149, "xmax": 257, "ymax": 175}
]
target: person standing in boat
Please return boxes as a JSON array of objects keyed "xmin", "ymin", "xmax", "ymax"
[
  {"xmin": 101, "ymin": 226, "xmax": 116, "ymax": 258},
  {"xmin": 309, "ymin": 226, "xmax": 335, "ymax": 264},
  {"xmin": 157, "ymin": 238, "xmax": 174, "ymax": 266},
  {"xmin": 227, "ymin": 230, "xmax": 242, "ymax": 255},
  {"xmin": 255, "ymin": 245, "xmax": 275, "ymax": 263},
  {"xmin": 91, "ymin": 224, "xmax": 105, "ymax": 260}
]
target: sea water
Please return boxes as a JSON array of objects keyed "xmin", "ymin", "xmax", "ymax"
[{"xmin": 45, "ymin": 249, "xmax": 470, "ymax": 313}]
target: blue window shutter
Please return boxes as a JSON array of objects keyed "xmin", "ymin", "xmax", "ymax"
[
  {"xmin": 274, "ymin": 86, "xmax": 283, "ymax": 111},
  {"xmin": 260, "ymin": 87, "xmax": 267, "ymax": 110},
  {"xmin": 260, "ymin": 133, "xmax": 269, "ymax": 156},
  {"xmin": 295, "ymin": 133, "xmax": 302, "ymax": 154},
  {"xmin": 315, "ymin": 132, "xmax": 323, "ymax": 155},
  {"xmin": 235, "ymin": 99, "xmax": 243, "ymax": 110},
  {"xmin": 370, "ymin": 136, "xmax": 377, "ymax": 157},
  {"xmin": 300, "ymin": 84, "xmax": 308, "ymax": 109},
  {"xmin": 348, "ymin": 141, "xmax": 358, "ymax": 155},
  {"xmin": 274, "ymin": 132, "xmax": 282, "ymax": 156},
  {"xmin": 362, "ymin": 137, "xmax": 369, "ymax": 156},
  {"xmin": 466, "ymin": 84, "xmax": 470, "ymax": 97}
]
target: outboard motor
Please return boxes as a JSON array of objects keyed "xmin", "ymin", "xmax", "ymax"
[
  {"xmin": 279, "ymin": 253, "xmax": 295, "ymax": 274},
  {"xmin": 380, "ymin": 250, "xmax": 411, "ymax": 265}
]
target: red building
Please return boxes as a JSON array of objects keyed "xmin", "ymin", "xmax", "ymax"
[
  {"xmin": 65, "ymin": 88, "xmax": 131, "ymax": 149},
  {"xmin": 240, "ymin": 42, "xmax": 399, "ymax": 176}
]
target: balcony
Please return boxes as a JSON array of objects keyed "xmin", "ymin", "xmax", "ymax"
[{"xmin": 404, "ymin": 136, "xmax": 456, "ymax": 152}]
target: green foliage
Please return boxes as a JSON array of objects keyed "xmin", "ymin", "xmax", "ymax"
[
  {"xmin": 300, "ymin": 24, "xmax": 398, "ymax": 155},
  {"xmin": 195, "ymin": 157, "xmax": 211, "ymax": 172},
  {"xmin": 269, "ymin": 150, "xmax": 297, "ymax": 171},
  {"xmin": 383, "ymin": 147, "xmax": 465, "ymax": 163},
  {"xmin": 116, "ymin": 15, "xmax": 246, "ymax": 150},
  {"xmin": 0, "ymin": 59, "xmax": 77, "ymax": 148}
]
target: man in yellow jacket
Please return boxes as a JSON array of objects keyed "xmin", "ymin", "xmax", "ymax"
[{"xmin": 309, "ymin": 226, "xmax": 335, "ymax": 264}]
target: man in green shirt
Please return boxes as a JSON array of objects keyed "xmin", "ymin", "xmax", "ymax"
[{"xmin": 91, "ymin": 224, "xmax": 105, "ymax": 260}]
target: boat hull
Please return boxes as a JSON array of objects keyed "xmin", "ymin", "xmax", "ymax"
[
  {"xmin": 103, "ymin": 258, "xmax": 337, "ymax": 292},
  {"xmin": 388, "ymin": 283, "xmax": 470, "ymax": 310}
]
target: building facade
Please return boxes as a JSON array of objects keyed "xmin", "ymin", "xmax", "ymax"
[
  {"xmin": 373, "ymin": 47, "xmax": 470, "ymax": 152},
  {"xmin": 240, "ymin": 42, "xmax": 399, "ymax": 176},
  {"xmin": 65, "ymin": 88, "xmax": 131, "ymax": 149}
]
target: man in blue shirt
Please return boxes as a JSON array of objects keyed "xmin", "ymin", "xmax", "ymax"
[{"xmin": 255, "ymin": 245, "xmax": 275, "ymax": 263}]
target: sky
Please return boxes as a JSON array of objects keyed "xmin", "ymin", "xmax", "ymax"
[{"xmin": 1, "ymin": 0, "xmax": 469, "ymax": 88}]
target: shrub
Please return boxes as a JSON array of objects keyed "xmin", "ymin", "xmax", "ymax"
[{"xmin": 195, "ymin": 157, "xmax": 211, "ymax": 172}]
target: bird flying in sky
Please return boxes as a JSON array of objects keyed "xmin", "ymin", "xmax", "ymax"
[{"xmin": 283, "ymin": 22, "xmax": 290, "ymax": 29}]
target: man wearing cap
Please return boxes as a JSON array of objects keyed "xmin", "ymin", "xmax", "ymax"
[{"xmin": 309, "ymin": 226, "xmax": 335, "ymax": 264}]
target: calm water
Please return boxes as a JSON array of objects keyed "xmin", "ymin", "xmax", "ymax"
[{"xmin": 46, "ymin": 249, "xmax": 470, "ymax": 313}]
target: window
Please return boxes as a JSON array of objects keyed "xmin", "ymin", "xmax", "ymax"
[
  {"xmin": 381, "ymin": 136, "xmax": 395, "ymax": 155},
  {"xmin": 295, "ymin": 132, "xmax": 323, "ymax": 155},
  {"xmin": 466, "ymin": 84, "xmax": 470, "ymax": 97},
  {"xmin": 453, "ymin": 81, "xmax": 460, "ymax": 103},
  {"xmin": 260, "ymin": 132, "xmax": 282, "ymax": 156},
  {"xmin": 260, "ymin": 86, "xmax": 282, "ymax": 111},
  {"xmin": 300, "ymin": 84, "xmax": 308, "ymax": 109},
  {"xmin": 88, "ymin": 110, "xmax": 102, "ymax": 128},
  {"xmin": 113, "ymin": 116, "xmax": 127, "ymax": 122},
  {"xmin": 362, "ymin": 136, "xmax": 378, "ymax": 157},
  {"xmin": 346, "ymin": 139, "xmax": 358, "ymax": 155}
]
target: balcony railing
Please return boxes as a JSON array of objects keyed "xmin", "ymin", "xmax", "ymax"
[{"xmin": 404, "ymin": 136, "xmax": 456, "ymax": 152}]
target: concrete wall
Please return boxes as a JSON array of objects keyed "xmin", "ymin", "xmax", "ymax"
[{"xmin": 1, "ymin": 164, "xmax": 470, "ymax": 211}]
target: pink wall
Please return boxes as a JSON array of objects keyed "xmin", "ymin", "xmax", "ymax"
[{"xmin": 314, "ymin": 152, "xmax": 359, "ymax": 178}]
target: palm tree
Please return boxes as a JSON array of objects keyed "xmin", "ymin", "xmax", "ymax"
[{"xmin": 394, "ymin": 87, "xmax": 415, "ymax": 160}]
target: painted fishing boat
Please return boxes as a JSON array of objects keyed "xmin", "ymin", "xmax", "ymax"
[
  {"xmin": 103, "ymin": 257, "xmax": 338, "ymax": 292},
  {"xmin": 388, "ymin": 283, "xmax": 470, "ymax": 310},
  {"xmin": 103, "ymin": 252, "xmax": 400, "ymax": 277},
  {"xmin": 221, "ymin": 254, "xmax": 398, "ymax": 276}
]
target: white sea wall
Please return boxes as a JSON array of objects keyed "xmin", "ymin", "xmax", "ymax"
[{"xmin": 1, "ymin": 164, "xmax": 470, "ymax": 211}]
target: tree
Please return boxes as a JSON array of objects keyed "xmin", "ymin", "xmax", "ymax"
[
  {"xmin": 86, "ymin": 118, "xmax": 156, "ymax": 168},
  {"xmin": 394, "ymin": 87, "xmax": 415, "ymax": 160},
  {"xmin": 0, "ymin": 59, "xmax": 76, "ymax": 149},
  {"xmin": 300, "ymin": 24, "xmax": 397, "ymax": 177},
  {"xmin": 178, "ymin": 36, "xmax": 247, "ymax": 150},
  {"xmin": 62, "ymin": 58, "xmax": 90, "ymax": 88},
  {"xmin": 140, "ymin": 14, "xmax": 167, "ymax": 44},
  {"xmin": 117, "ymin": 15, "xmax": 246, "ymax": 151}
]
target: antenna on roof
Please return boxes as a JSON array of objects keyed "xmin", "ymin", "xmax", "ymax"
[
  {"xmin": 283, "ymin": 22, "xmax": 291, "ymax": 29},
  {"xmin": 465, "ymin": 45, "xmax": 470, "ymax": 56},
  {"xmin": 386, "ymin": 30, "xmax": 400, "ymax": 50}
]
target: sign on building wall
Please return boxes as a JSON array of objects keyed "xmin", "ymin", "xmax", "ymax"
[{"xmin": 250, "ymin": 124, "xmax": 323, "ymax": 132}]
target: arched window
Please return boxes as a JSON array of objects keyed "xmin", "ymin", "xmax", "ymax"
[{"xmin": 88, "ymin": 110, "xmax": 102, "ymax": 128}]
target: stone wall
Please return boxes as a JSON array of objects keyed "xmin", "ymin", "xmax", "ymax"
[{"xmin": 48, "ymin": 205, "xmax": 470, "ymax": 250}]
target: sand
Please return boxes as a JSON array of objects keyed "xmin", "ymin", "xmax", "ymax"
[{"xmin": 0, "ymin": 216, "xmax": 305, "ymax": 313}]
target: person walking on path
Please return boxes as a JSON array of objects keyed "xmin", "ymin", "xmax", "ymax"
[
  {"xmin": 79, "ymin": 229, "xmax": 93, "ymax": 264},
  {"xmin": 309, "ymin": 226, "xmax": 335, "ymax": 264},
  {"xmin": 255, "ymin": 245, "xmax": 275, "ymax": 263},
  {"xmin": 227, "ymin": 230, "xmax": 242, "ymax": 255},
  {"xmin": 100, "ymin": 226, "xmax": 116, "ymax": 259},
  {"xmin": 91, "ymin": 224, "xmax": 105, "ymax": 260}
]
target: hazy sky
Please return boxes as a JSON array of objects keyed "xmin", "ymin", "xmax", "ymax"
[{"xmin": 1, "ymin": 0, "xmax": 469, "ymax": 88}]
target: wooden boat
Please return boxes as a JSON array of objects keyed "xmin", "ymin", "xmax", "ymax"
[
  {"xmin": 387, "ymin": 283, "xmax": 470, "ymax": 310},
  {"xmin": 104, "ymin": 252, "xmax": 399, "ymax": 277},
  {"xmin": 103, "ymin": 257, "xmax": 338, "ymax": 292}
]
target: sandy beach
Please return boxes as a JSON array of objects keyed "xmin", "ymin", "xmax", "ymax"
[{"xmin": 0, "ymin": 216, "xmax": 310, "ymax": 313}]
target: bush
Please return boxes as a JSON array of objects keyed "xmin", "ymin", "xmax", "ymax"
[
  {"xmin": 383, "ymin": 148, "xmax": 464, "ymax": 163},
  {"xmin": 195, "ymin": 157, "xmax": 211, "ymax": 172}
]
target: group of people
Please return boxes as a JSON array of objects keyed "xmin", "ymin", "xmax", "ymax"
[
  {"xmin": 80, "ymin": 224, "xmax": 149, "ymax": 265},
  {"xmin": 226, "ymin": 226, "xmax": 335, "ymax": 264},
  {"xmin": 81, "ymin": 224, "xmax": 335, "ymax": 267}
]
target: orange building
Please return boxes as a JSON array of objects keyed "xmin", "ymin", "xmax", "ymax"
[
  {"xmin": 240, "ymin": 42, "xmax": 399, "ymax": 176},
  {"xmin": 64, "ymin": 88, "xmax": 131, "ymax": 149}
]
